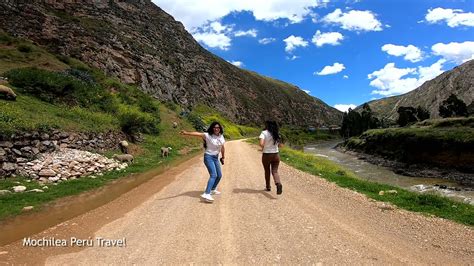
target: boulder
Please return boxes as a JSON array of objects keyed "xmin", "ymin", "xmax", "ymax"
[
  {"xmin": 39, "ymin": 169, "xmax": 56, "ymax": 177},
  {"xmin": 13, "ymin": 185, "xmax": 27, "ymax": 192}
]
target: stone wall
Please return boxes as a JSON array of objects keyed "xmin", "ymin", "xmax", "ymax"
[{"xmin": 0, "ymin": 130, "xmax": 127, "ymax": 177}]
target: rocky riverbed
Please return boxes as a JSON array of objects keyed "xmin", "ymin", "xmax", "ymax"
[{"xmin": 337, "ymin": 146, "xmax": 474, "ymax": 187}]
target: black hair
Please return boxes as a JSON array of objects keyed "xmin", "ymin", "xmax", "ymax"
[
  {"xmin": 203, "ymin": 121, "xmax": 223, "ymax": 148},
  {"xmin": 264, "ymin": 121, "xmax": 281, "ymax": 145},
  {"xmin": 207, "ymin": 121, "xmax": 224, "ymax": 135}
]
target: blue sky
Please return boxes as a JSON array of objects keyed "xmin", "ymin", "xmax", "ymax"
[{"xmin": 153, "ymin": 0, "xmax": 474, "ymax": 111}]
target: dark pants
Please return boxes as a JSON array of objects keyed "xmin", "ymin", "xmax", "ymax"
[{"xmin": 262, "ymin": 153, "xmax": 281, "ymax": 188}]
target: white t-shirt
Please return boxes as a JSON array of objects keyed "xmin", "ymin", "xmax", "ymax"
[
  {"xmin": 204, "ymin": 133, "xmax": 225, "ymax": 156},
  {"xmin": 259, "ymin": 130, "xmax": 279, "ymax": 153}
]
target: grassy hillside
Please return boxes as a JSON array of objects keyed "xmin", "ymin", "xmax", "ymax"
[
  {"xmin": 0, "ymin": 31, "xmax": 68, "ymax": 74},
  {"xmin": 0, "ymin": 30, "xmax": 161, "ymax": 136}
]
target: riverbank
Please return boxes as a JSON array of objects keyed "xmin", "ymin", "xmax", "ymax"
[
  {"xmin": 337, "ymin": 145, "xmax": 474, "ymax": 187},
  {"xmin": 247, "ymin": 138, "xmax": 474, "ymax": 226},
  {"xmin": 341, "ymin": 117, "xmax": 474, "ymax": 186}
]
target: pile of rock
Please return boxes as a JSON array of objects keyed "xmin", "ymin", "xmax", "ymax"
[
  {"xmin": 16, "ymin": 148, "xmax": 128, "ymax": 183},
  {"xmin": 0, "ymin": 130, "xmax": 126, "ymax": 177}
]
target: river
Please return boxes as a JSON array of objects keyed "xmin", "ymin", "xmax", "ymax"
[{"xmin": 304, "ymin": 140, "xmax": 474, "ymax": 205}]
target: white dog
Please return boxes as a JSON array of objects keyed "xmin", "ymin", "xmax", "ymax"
[{"xmin": 161, "ymin": 147, "xmax": 172, "ymax": 157}]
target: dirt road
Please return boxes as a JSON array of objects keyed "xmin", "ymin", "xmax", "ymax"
[{"xmin": 2, "ymin": 140, "xmax": 473, "ymax": 264}]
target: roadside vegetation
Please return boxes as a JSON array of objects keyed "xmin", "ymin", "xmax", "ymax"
[
  {"xmin": 185, "ymin": 104, "xmax": 260, "ymax": 139},
  {"xmin": 246, "ymin": 138, "xmax": 473, "ymax": 226}
]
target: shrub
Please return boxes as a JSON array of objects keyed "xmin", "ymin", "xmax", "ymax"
[
  {"xmin": 187, "ymin": 113, "xmax": 206, "ymax": 131},
  {"xmin": 4, "ymin": 67, "xmax": 117, "ymax": 113},
  {"xmin": 439, "ymin": 94, "xmax": 468, "ymax": 118},
  {"xmin": 0, "ymin": 31, "xmax": 14, "ymax": 45},
  {"xmin": 17, "ymin": 44, "xmax": 33, "ymax": 53},
  {"xmin": 138, "ymin": 96, "xmax": 159, "ymax": 115},
  {"xmin": 164, "ymin": 101, "xmax": 178, "ymax": 111},
  {"xmin": 64, "ymin": 68, "xmax": 96, "ymax": 84},
  {"xmin": 397, "ymin": 106, "xmax": 418, "ymax": 127},
  {"xmin": 118, "ymin": 106, "xmax": 159, "ymax": 135}
]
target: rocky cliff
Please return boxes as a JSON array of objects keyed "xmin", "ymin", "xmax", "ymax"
[
  {"xmin": 0, "ymin": 0, "xmax": 342, "ymax": 126},
  {"xmin": 360, "ymin": 60, "xmax": 474, "ymax": 120}
]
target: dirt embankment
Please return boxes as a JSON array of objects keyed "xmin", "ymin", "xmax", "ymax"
[{"xmin": 342, "ymin": 132, "xmax": 474, "ymax": 186}]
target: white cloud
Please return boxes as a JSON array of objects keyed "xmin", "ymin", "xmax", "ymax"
[
  {"xmin": 193, "ymin": 32, "xmax": 231, "ymax": 50},
  {"xmin": 153, "ymin": 0, "xmax": 328, "ymax": 31},
  {"xmin": 315, "ymin": 62, "xmax": 345, "ymax": 75},
  {"xmin": 322, "ymin": 8, "xmax": 382, "ymax": 31},
  {"xmin": 426, "ymin": 7, "xmax": 474, "ymax": 27},
  {"xmin": 418, "ymin": 59, "xmax": 445, "ymax": 81},
  {"xmin": 303, "ymin": 89, "xmax": 311, "ymax": 94},
  {"xmin": 230, "ymin": 60, "xmax": 244, "ymax": 67},
  {"xmin": 343, "ymin": 75, "xmax": 349, "ymax": 79},
  {"xmin": 210, "ymin": 21, "xmax": 229, "ymax": 33},
  {"xmin": 234, "ymin": 29, "xmax": 258, "ymax": 37},
  {"xmin": 310, "ymin": 12, "xmax": 319, "ymax": 23},
  {"xmin": 381, "ymin": 44, "xmax": 423, "ymax": 62},
  {"xmin": 311, "ymin": 30, "xmax": 344, "ymax": 47},
  {"xmin": 368, "ymin": 60, "xmax": 446, "ymax": 96},
  {"xmin": 283, "ymin": 35, "xmax": 309, "ymax": 53},
  {"xmin": 258, "ymin": 37, "xmax": 276, "ymax": 44},
  {"xmin": 191, "ymin": 21, "xmax": 234, "ymax": 50},
  {"xmin": 431, "ymin": 41, "xmax": 474, "ymax": 64},
  {"xmin": 334, "ymin": 104, "xmax": 357, "ymax": 112},
  {"xmin": 286, "ymin": 55, "xmax": 300, "ymax": 60}
]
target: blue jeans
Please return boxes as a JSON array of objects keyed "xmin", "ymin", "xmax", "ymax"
[{"xmin": 203, "ymin": 153, "xmax": 222, "ymax": 194}]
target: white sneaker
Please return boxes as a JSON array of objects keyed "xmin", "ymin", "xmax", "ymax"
[
  {"xmin": 200, "ymin": 193, "xmax": 214, "ymax": 202},
  {"xmin": 211, "ymin": 190, "xmax": 221, "ymax": 195}
]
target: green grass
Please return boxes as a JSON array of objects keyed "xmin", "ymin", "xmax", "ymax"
[
  {"xmin": 415, "ymin": 116, "xmax": 474, "ymax": 128},
  {"xmin": 0, "ymin": 31, "xmax": 68, "ymax": 74},
  {"xmin": 280, "ymin": 127, "xmax": 338, "ymax": 146},
  {"xmin": 0, "ymin": 94, "xmax": 118, "ymax": 134},
  {"xmin": 246, "ymin": 138, "xmax": 474, "ymax": 226},
  {"xmin": 362, "ymin": 126, "xmax": 474, "ymax": 143}
]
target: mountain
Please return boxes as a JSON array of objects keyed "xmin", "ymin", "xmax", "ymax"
[
  {"xmin": 0, "ymin": 0, "xmax": 342, "ymax": 127},
  {"xmin": 360, "ymin": 60, "xmax": 474, "ymax": 120}
]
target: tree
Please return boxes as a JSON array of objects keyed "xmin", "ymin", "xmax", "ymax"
[
  {"xmin": 415, "ymin": 106, "xmax": 430, "ymax": 121},
  {"xmin": 467, "ymin": 101, "xmax": 474, "ymax": 117},
  {"xmin": 439, "ymin": 94, "xmax": 468, "ymax": 118},
  {"xmin": 397, "ymin": 106, "xmax": 417, "ymax": 127},
  {"xmin": 341, "ymin": 108, "xmax": 362, "ymax": 138}
]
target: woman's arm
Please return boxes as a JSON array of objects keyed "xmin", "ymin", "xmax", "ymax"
[
  {"xmin": 259, "ymin": 138, "xmax": 265, "ymax": 148},
  {"xmin": 180, "ymin": 130, "xmax": 205, "ymax": 138},
  {"xmin": 220, "ymin": 144, "xmax": 225, "ymax": 158}
]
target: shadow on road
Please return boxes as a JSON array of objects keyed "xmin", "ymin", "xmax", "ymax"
[
  {"xmin": 156, "ymin": 190, "xmax": 203, "ymax": 201},
  {"xmin": 232, "ymin": 188, "xmax": 277, "ymax": 199}
]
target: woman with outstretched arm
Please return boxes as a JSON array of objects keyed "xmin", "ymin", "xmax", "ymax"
[{"xmin": 180, "ymin": 121, "xmax": 225, "ymax": 203}]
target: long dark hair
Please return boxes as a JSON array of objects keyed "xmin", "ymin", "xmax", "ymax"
[
  {"xmin": 207, "ymin": 121, "xmax": 224, "ymax": 136},
  {"xmin": 203, "ymin": 121, "xmax": 223, "ymax": 148},
  {"xmin": 265, "ymin": 121, "xmax": 280, "ymax": 145}
]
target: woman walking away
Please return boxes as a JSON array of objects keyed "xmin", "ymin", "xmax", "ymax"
[
  {"xmin": 259, "ymin": 121, "xmax": 283, "ymax": 195},
  {"xmin": 180, "ymin": 122, "xmax": 225, "ymax": 203}
]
